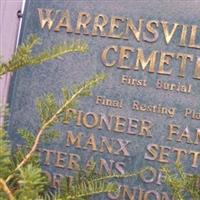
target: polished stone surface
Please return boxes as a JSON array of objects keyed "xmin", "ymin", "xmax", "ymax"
[{"xmin": 8, "ymin": 1, "xmax": 200, "ymax": 199}]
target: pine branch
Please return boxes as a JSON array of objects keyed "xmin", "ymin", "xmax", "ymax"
[
  {"xmin": 162, "ymin": 162, "xmax": 200, "ymax": 200},
  {"xmin": 57, "ymin": 166, "xmax": 117, "ymax": 200},
  {"xmin": 29, "ymin": 42, "xmax": 88, "ymax": 65},
  {"xmin": 0, "ymin": 35, "xmax": 88, "ymax": 76},
  {"xmin": 0, "ymin": 34, "xmax": 113, "ymax": 200},
  {"xmin": 16, "ymin": 164, "xmax": 47, "ymax": 200},
  {"xmin": 67, "ymin": 168, "xmax": 149, "ymax": 200},
  {"xmin": 0, "ymin": 179, "xmax": 14, "ymax": 200},
  {"xmin": 0, "ymin": 129, "xmax": 13, "ymax": 179},
  {"xmin": 93, "ymin": 167, "xmax": 149, "ymax": 182},
  {"xmin": 17, "ymin": 129, "xmax": 35, "ymax": 147},
  {"xmin": 65, "ymin": 182, "xmax": 115, "ymax": 200},
  {"xmin": 56, "ymin": 162, "xmax": 148, "ymax": 200},
  {"xmin": 6, "ymin": 73, "xmax": 106, "ymax": 184}
]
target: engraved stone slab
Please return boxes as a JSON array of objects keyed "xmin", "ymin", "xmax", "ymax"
[{"xmin": 8, "ymin": 0, "xmax": 200, "ymax": 199}]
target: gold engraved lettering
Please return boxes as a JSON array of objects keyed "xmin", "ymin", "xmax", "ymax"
[
  {"xmin": 37, "ymin": 8, "xmax": 57, "ymax": 30},
  {"xmin": 123, "ymin": 19, "xmax": 143, "ymax": 41},
  {"xmin": 96, "ymin": 96, "xmax": 123, "ymax": 108},
  {"xmin": 158, "ymin": 52, "xmax": 174, "ymax": 75},
  {"xmin": 66, "ymin": 130, "xmax": 82, "ymax": 148},
  {"xmin": 185, "ymin": 108, "xmax": 200, "ymax": 120},
  {"xmin": 156, "ymin": 80, "xmax": 192, "ymax": 94},
  {"xmin": 193, "ymin": 57, "xmax": 200, "ymax": 79},
  {"xmin": 55, "ymin": 151, "xmax": 67, "ymax": 168},
  {"xmin": 179, "ymin": 24, "xmax": 188, "ymax": 47},
  {"xmin": 143, "ymin": 20, "xmax": 159, "ymax": 43},
  {"xmin": 138, "ymin": 120, "xmax": 153, "ymax": 137},
  {"xmin": 67, "ymin": 153, "xmax": 80, "ymax": 170},
  {"xmin": 43, "ymin": 149, "xmax": 56, "ymax": 165},
  {"xmin": 132, "ymin": 100, "xmax": 176, "ymax": 118},
  {"xmin": 161, "ymin": 21, "xmax": 179, "ymax": 44},
  {"xmin": 101, "ymin": 45, "xmax": 118, "ymax": 67},
  {"xmin": 135, "ymin": 48, "xmax": 157, "ymax": 73},
  {"xmin": 108, "ymin": 185, "xmax": 171, "ymax": 200},
  {"xmin": 54, "ymin": 10, "xmax": 73, "ymax": 32},
  {"xmin": 108, "ymin": 16, "xmax": 124, "ymax": 39},
  {"xmin": 167, "ymin": 124, "xmax": 200, "ymax": 145},
  {"xmin": 92, "ymin": 14, "xmax": 109, "ymax": 37},
  {"xmin": 99, "ymin": 136, "xmax": 113, "ymax": 154},
  {"xmin": 190, "ymin": 151, "xmax": 200, "ymax": 167},
  {"xmin": 64, "ymin": 109, "xmax": 153, "ymax": 136},
  {"xmin": 114, "ymin": 115, "xmax": 126, "ymax": 133},
  {"xmin": 189, "ymin": 25, "xmax": 200, "ymax": 49},
  {"xmin": 158, "ymin": 145, "xmax": 170, "ymax": 163},
  {"xmin": 121, "ymin": 75, "xmax": 147, "ymax": 87},
  {"xmin": 75, "ymin": 12, "xmax": 91, "ymax": 35},
  {"xmin": 176, "ymin": 53, "xmax": 193, "ymax": 77},
  {"xmin": 173, "ymin": 148, "xmax": 187, "ymax": 163},
  {"xmin": 118, "ymin": 46, "xmax": 134, "ymax": 69},
  {"xmin": 65, "ymin": 130, "xmax": 131, "ymax": 156},
  {"xmin": 82, "ymin": 112, "xmax": 99, "ymax": 129},
  {"xmin": 83, "ymin": 134, "xmax": 97, "ymax": 151},
  {"xmin": 140, "ymin": 167, "xmax": 157, "ymax": 183},
  {"xmin": 143, "ymin": 190, "xmax": 161, "ymax": 200},
  {"xmin": 144, "ymin": 143, "xmax": 158, "ymax": 161},
  {"xmin": 145, "ymin": 143, "xmax": 200, "ymax": 167}
]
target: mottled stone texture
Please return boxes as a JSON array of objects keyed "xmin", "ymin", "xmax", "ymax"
[{"xmin": 7, "ymin": 0, "xmax": 200, "ymax": 199}]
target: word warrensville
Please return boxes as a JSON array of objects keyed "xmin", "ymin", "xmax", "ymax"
[{"xmin": 38, "ymin": 8, "xmax": 200, "ymax": 80}]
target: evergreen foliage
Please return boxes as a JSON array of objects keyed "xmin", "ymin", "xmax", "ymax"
[
  {"xmin": 15, "ymin": 164, "xmax": 47, "ymax": 200},
  {"xmin": 0, "ymin": 129, "xmax": 13, "ymax": 180},
  {"xmin": 0, "ymin": 35, "xmax": 138, "ymax": 200},
  {"xmin": 0, "ymin": 35, "xmax": 88, "ymax": 77},
  {"xmin": 57, "ymin": 166, "xmax": 117, "ymax": 200},
  {"xmin": 2, "ymin": 34, "xmax": 199, "ymax": 200},
  {"xmin": 162, "ymin": 162, "xmax": 200, "ymax": 200}
]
